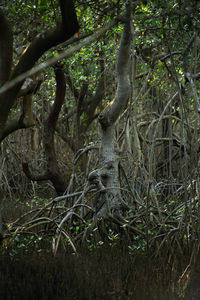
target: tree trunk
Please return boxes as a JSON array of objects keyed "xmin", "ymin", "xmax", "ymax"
[{"xmin": 88, "ymin": 1, "xmax": 133, "ymax": 219}]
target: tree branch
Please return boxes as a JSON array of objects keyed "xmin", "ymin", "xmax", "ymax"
[
  {"xmin": 47, "ymin": 66, "xmax": 66, "ymax": 131},
  {"xmin": 0, "ymin": 20, "xmax": 117, "ymax": 97},
  {"xmin": 0, "ymin": 0, "xmax": 79, "ymax": 140},
  {"xmin": 12, "ymin": 0, "xmax": 79, "ymax": 82}
]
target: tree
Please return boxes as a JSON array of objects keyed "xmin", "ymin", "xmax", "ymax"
[
  {"xmin": 0, "ymin": 0, "xmax": 80, "ymax": 239},
  {"xmin": 1, "ymin": 0, "xmax": 200, "ymax": 255},
  {"xmin": 87, "ymin": 0, "xmax": 133, "ymax": 220},
  {"xmin": 22, "ymin": 65, "xmax": 68, "ymax": 195},
  {"xmin": 0, "ymin": 0, "xmax": 79, "ymax": 141}
]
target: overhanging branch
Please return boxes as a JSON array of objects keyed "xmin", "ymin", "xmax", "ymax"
[
  {"xmin": 0, "ymin": 20, "xmax": 117, "ymax": 96},
  {"xmin": 0, "ymin": 0, "xmax": 80, "ymax": 140}
]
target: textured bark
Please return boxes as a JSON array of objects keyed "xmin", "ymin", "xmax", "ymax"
[
  {"xmin": 88, "ymin": 1, "xmax": 133, "ymax": 218},
  {"xmin": 0, "ymin": 0, "xmax": 79, "ymax": 141}
]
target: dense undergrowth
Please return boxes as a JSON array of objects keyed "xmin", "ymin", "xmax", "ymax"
[
  {"xmin": 1, "ymin": 146, "xmax": 200, "ymax": 300},
  {"xmin": 1, "ymin": 192, "xmax": 200, "ymax": 300}
]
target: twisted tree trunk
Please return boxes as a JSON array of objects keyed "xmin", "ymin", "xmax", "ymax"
[{"xmin": 88, "ymin": 1, "xmax": 133, "ymax": 219}]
